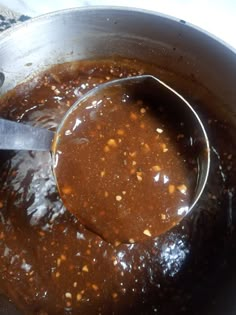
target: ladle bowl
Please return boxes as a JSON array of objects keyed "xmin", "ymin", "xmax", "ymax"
[{"xmin": 0, "ymin": 75, "xmax": 210, "ymax": 243}]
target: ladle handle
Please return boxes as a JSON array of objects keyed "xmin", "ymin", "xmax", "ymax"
[{"xmin": 0, "ymin": 118, "xmax": 54, "ymax": 151}]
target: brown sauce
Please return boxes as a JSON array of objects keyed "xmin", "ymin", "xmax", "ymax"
[
  {"xmin": 0, "ymin": 58, "xmax": 235, "ymax": 315},
  {"xmin": 55, "ymin": 82, "xmax": 196, "ymax": 244}
]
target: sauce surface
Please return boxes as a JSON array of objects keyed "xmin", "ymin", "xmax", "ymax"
[
  {"xmin": 55, "ymin": 82, "xmax": 196, "ymax": 244},
  {"xmin": 0, "ymin": 58, "xmax": 235, "ymax": 315}
]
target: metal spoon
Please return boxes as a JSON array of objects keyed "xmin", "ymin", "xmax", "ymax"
[{"xmin": 0, "ymin": 75, "xmax": 210, "ymax": 241}]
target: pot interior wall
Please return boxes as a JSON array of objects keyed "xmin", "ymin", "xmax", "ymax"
[{"xmin": 0, "ymin": 8, "xmax": 236, "ymax": 118}]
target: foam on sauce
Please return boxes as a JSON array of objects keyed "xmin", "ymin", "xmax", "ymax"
[{"xmin": 0, "ymin": 58, "xmax": 235, "ymax": 315}]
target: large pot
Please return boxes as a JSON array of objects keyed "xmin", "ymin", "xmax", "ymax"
[{"xmin": 0, "ymin": 7, "xmax": 236, "ymax": 315}]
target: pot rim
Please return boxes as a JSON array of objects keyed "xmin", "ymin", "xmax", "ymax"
[{"xmin": 0, "ymin": 6, "xmax": 235, "ymax": 55}]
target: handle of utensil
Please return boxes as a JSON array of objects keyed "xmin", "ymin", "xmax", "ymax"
[{"xmin": 0, "ymin": 118, "xmax": 54, "ymax": 151}]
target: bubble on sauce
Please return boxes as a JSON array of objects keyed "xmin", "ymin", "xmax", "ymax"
[{"xmin": 159, "ymin": 233, "xmax": 189, "ymax": 277}]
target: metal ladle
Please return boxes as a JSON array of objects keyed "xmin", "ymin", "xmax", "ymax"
[{"xmin": 0, "ymin": 75, "xmax": 210, "ymax": 242}]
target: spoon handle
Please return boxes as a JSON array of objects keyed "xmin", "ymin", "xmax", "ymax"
[{"xmin": 0, "ymin": 118, "xmax": 54, "ymax": 151}]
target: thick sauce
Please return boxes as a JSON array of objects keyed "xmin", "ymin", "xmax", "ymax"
[
  {"xmin": 0, "ymin": 59, "xmax": 235, "ymax": 315},
  {"xmin": 55, "ymin": 82, "xmax": 196, "ymax": 244}
]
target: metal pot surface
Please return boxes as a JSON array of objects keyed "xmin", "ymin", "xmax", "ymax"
[{"xmin": 0, "ymin": 7, "xmax": 236, "ymax": 315}]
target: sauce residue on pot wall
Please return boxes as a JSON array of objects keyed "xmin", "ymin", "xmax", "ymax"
[{"xmin": 0, "ymin": 58, "xmax": 235, "ymax": 315}]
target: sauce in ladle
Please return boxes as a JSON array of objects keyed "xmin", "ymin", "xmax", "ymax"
[{"xmin": 54, "ymin": 80, "xmax": 198, "ymax": 244}]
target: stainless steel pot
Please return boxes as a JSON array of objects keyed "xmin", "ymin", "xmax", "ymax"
[{"xmin": 0, "ymin": 7, "xmax": 236, "ymax": 315}]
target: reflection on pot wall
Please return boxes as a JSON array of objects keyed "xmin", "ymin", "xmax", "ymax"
[{"xmin": 1, "ymin": 0, "xmax": 236, "ymax": 48}]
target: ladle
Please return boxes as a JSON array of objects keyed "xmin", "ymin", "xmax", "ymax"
[{"xmin": 0, "ymin": 75, "xmax": 210, "ymax": 243}]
